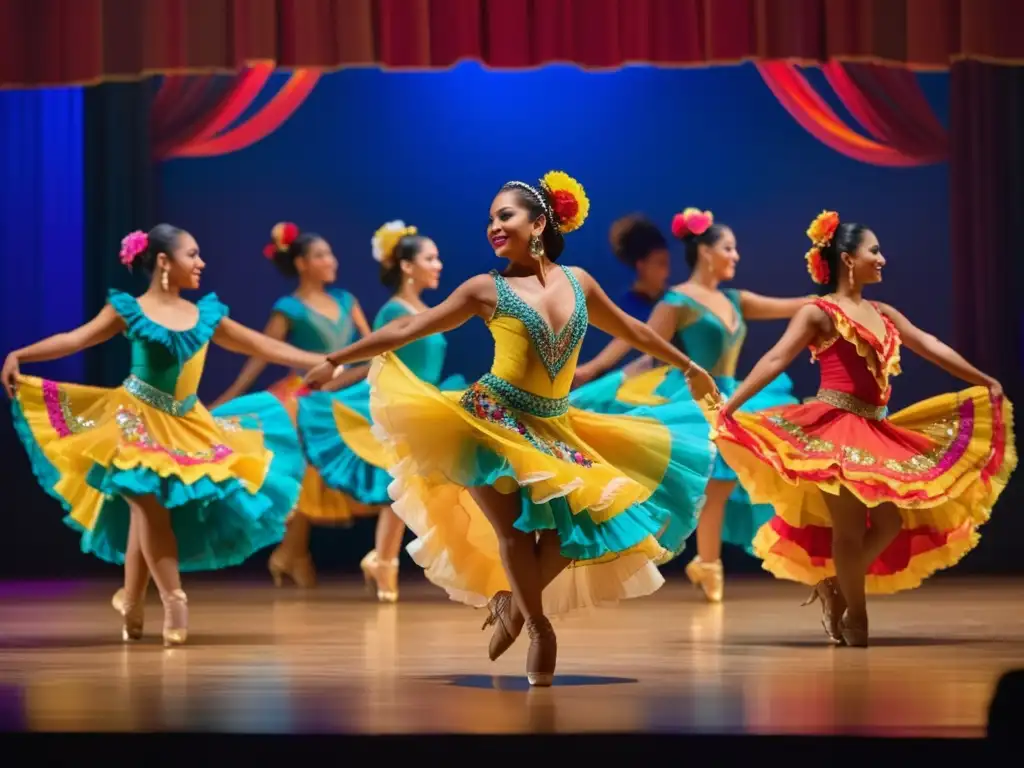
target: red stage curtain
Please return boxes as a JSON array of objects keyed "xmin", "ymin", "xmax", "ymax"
[
  {"xmin": 3, "ymin": 0, "xmax": 1024, "ymax": 87},
  {"xmin": 949, "ymin": 62, "xmax": 1024, "ymax": 402},
  {"xmin": 149, "ymin": 65, "xmax": 320, "ymax": 160},
  {"xmin": 757, "ymin": 61, "xmax": 948, "ymax": 166}
]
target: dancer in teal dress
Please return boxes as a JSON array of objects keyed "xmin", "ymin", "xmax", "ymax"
[
  {"xmin": 298, "ymin": 220, "xmax": 466, "ymax": 602},
  {"xmin": 572, "ymin": 207, "xmax": 811, "ymax": 602},
  {"xmin": 213, "ymin": 222, "xmax": 373, "ymax": 588},
  {"xmin": 570, "ymin": 214, "xmax": 674, "ymax": 411},
  {"xmin": 1, "ymin": 225, "xmax": 327, "ymax": 645}
]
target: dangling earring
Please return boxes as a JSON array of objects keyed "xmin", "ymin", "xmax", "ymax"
[
  {"xmin": 529, "ymin": 235, "xmax": 544, "ymax": 259},
  {"xmin": 407, "ymin": 277, "xmax": 414, "ymax": 286},
  {"xmin": 161, "ymin": 267, "xmax": 169, "ymax": 292},
  {"xmin": 848, "ymin": 265, "xmax": 854, "ymax": 289}
]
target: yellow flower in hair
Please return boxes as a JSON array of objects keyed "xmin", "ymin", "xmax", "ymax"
[
  {"xmin": 541, "ymin": 170, "xmax": 590, "ymax": 234},
  {"xmin": 806, "ymin": 210, "xmax": 840, "ymax": 247},
  {"xmin": 372, "ymin": 220, "xmax": 418, "ymax": 266}
]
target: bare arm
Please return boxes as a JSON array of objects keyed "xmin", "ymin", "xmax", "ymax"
[
  {"xmin": 578, "ymin": 271, "xmax": 692, "ymax": 371},
  {"xmin": 350, "ymin": 300, "xmax": 372, "ymax": 338},
  {"xmin": 324, "ymin": 276, "xmax": 492, "ymax": 367},
  {"xmin": 213, "ymin": 317, "xmax": 326, "ymax": 371},
  {"xmin": 319, "ymin": 364, "xmax": 371, "ymax": 392},
  {"xmin": 579, "ymin": 302, "xmax": 678, "ymax": 375},
  {"xmin": 723, "ymin": 304, "xmax": 829, "ymax": 415},
  {"xmin": 738, "ymin": 291, "xmax": 816, "ymax": 321},
  {"xmin": 10, "ymin": 305, "xmax": 124, "ymax": 363},
  {"xmin": 877, "ymin": 303, "xmax": 999, "ymax": 391},
  {"xmin": 213, "ymin": 312, "xmax": 290, "ymax": 405}
]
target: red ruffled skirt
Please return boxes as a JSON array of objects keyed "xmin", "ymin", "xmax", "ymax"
[{"xmin": 713, "ymin": 386, "xmax": 1015, "ymax": 593}]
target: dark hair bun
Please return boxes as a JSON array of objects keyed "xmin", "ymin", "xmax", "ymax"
[{"xmin": 610, "ymin": 215, "xmax": 667, "ymax": 267}]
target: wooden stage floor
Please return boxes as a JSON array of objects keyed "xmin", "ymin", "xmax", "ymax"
[{"xmin": 0, "ymin": 575, "xmax": 1021, "ymax": 736}]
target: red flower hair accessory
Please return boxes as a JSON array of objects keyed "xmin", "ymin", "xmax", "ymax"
[
  {"xmin": 670, "ymin": 208, "xmax": 714, "ymax": 239},
  {"xmin": 120, "ymin": 230, "xmax": 148, "ymax": 269},
  {"xmin": 804, "ymin": 210, "xmax": 840, "ymax": 285},
  {"xmin": 539, "ymin": 171, "xmax": 589, "ymax": 234},
  {"xmin": 263, "ymin": 221, "xmax": 300, "ymax": 259}
]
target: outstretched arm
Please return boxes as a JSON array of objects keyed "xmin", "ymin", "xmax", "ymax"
[
  {"xmin": 2, "ymin": 305, "xmax": 125, "ymax": 397},
  {"xmin": 576, "ymin": 269, "xmax": 718, "ymax": 400},
  {"xmin": 318, "ymin": 364, "xmax": 370, "ymax": 392},
  {"xmin": 739, "ymin": 291, "xmax": 815, "ymax": 321},
  {"xmin": 325, "ymin": 276, "xmax": 492, "ymax": 367},
  {"xmin": 212, "ymin": 312, "xmax": 290, "ymax": 406},
  {"xmin": 878, "ymin": 303, "xmax": 1001, "ymax": 394},
  {"xmin": 575, "ymin": 301, "xmax": 678, "ymax": 382},
  {"xmin": 316, "ymin": 307, "xmax": 407, "ymax": 393},
  {"xmin": 7, "ymin": 305, "xmax": 124, "ymax": 363},
  {"xmin": 214, "ymin": 317, "xmax": 326, "ymax": 371},
  {"xmin": 723, "ymin": 304, "xmax": 829, "ymax": 415}
]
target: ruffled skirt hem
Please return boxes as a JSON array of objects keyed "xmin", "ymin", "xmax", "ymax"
[
  {"xmin": 713, "ymin": 386, "xmax": 1016, "ymax": 591},
  {"xmin": 13, "ymin": 376, "xmax": 303, "ymax": 571}
]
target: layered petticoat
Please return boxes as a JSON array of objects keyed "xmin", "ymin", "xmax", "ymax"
[
  {"xmin": 571, "ymin": 364, "xmax": 798, "ymax": 554},
  {"xmin": 268, "ymin": 374, "xmax": 365, "ymax": 523},
  {"xmin": 298, "ymin": 373, "xmax": 468, "ymax": 511},
  {"xmin": 367, "ymin": 353, "xmax": 716, "ymax": 617},
  {"xmin": 12, "ymin": 376, "xmax": 303, "ymax": 570},
  {"xmin": 715, "ymin": 385, "xmax": 1016, "ymax": 593}
]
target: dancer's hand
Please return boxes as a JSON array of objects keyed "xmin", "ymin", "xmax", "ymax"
[
  {"xmin": 685, "ymin": 364, "xmax": 719, "ymax": 404},
  {"xmin": 988, "ymin": 379, "xmax": 1004, "ymax": 399},
  {"xmin": 1, "ymin": 354, "xmax": 19, "ymax": 399},
  {"xmin": 304, "ymin": 361, "xmax": 345, "ymax": 390}
]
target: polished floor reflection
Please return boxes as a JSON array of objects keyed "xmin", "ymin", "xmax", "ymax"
[{"xmin": 0, "ymin": 577, "xmax": 1020, "ymax": 735}]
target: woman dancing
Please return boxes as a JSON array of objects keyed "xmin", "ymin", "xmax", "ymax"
[
  {"xmin": 572, "ymin": 208, "xmax": 808, "ymax": 602},
  {"xmin": 298, "ymin": 220, "xmax": 466, "ymax": 602},
  {"xmin": 305, "ymin": 171, "xmax": 719, "ymax": 686},
  {"xmin": 2, "ymin": 225, "xmax": 327, "ymax": 645},
  {"xmin": 569, "ymin": 214, "xmax": 673, "ymax": 410},
  {"xmin": 711, "ymin": 211, "xmax": 1016, "ymax": 646},
  {"xmin": 212, "ymin": 223, "xmax": 373, "ymax": 588}
]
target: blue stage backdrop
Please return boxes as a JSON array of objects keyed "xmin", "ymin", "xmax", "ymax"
[
  {"xmin": 0, "ymin": 87, "xmax": 84, "ymax": 383},
  {"xmin": 10, "ymin": 63, "xmax": 1005, "ymax": 579},
  {"xmin": 160, "ymin": 62, "xmax": 952, "ymax": 410}
]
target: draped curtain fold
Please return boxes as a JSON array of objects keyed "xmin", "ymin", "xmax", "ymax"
[
  {"xmin": 756, "ymin": 61, "xmax": 948, "ymax": 166},
  {"xmin": 2, "ymin": 0, "xmax": 1020, "ymax": 398},
  {"xmin": 150, "ymin": 64, "xmax": 321, "ymax": 160},
  {"xmin": 3, "ymin": 0, "xmax": 1023, "ymax": 87}
]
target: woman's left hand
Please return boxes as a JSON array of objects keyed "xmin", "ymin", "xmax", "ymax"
[{"xmin": 303, "ymin": 360, "xmax": 336, "ymax": 390}]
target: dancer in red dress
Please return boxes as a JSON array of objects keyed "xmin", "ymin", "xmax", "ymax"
[{"xmin": 710, "ymin": 211, "xmax": 1016, "ymax": 647}]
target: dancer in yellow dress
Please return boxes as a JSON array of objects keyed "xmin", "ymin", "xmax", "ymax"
[
  {"xmin": 2, "ymin": 225, "xmax": 327, "ymax": 645},
  {"xmin": 305, "ymin": 170, "xmax": 720, "ymax": 686},
  {"xmin": 710, "ymin": 211, "xmax": 1016, "ymax": 646}
]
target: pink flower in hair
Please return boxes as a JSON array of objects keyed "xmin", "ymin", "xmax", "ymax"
[
  {"xmin": 671, "ymin": 208, "xmax": 714, "ymax": 239},
  {"xmin": 120, "ymin": 230, "xmax": 148, "ymax": 268}
]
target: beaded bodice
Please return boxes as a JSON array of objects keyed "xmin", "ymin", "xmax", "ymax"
[
  {"xmin": 485, "ymin": 266, "xmax": 588, "ymax": 401},
  {"xmin": 272, "ymin": 289, "xmax": 357, "ymax": 355},
  {"xmin": 662, "ymin": 288, "xmax": 746, "ymax": 378}
]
